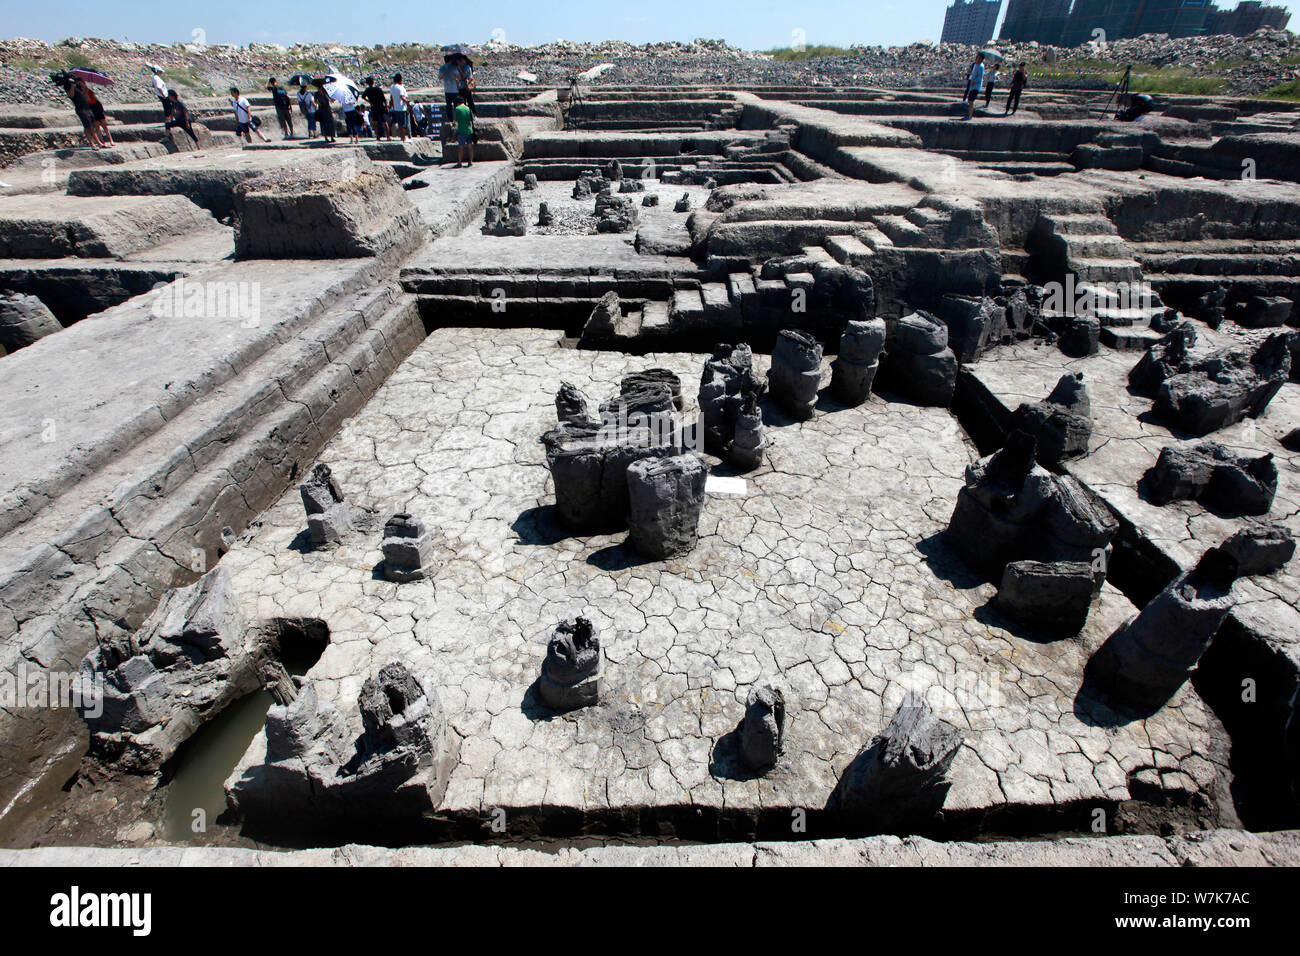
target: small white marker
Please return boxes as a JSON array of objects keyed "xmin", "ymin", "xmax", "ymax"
[{"xmin": 705, "ymin": 475, "xmax": 747, "ymax": 496}]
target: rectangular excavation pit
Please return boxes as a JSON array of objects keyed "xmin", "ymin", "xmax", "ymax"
[
  {"xmin": 211, "ymin": 326, "xmax": 1227, "ymax": 845},
  {"xmin": 0, "ymin": 264, "xmax": 182, "ymax": 326}
]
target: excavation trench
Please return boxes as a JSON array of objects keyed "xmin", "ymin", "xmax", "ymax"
[{"xmin": 0, "ymin": 265, "xmax": 181, "ymax": 328}]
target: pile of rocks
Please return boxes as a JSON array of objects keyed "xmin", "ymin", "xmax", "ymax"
[
  {"xmin": 4, "ymin": 28, "xmax": 1299, "ymax": 109},
  {"xmin": 572, "ymin": 170, "xmax": 611, "ymax": 199},
  {"xmin": 946, "ymin": 431, "xmax": 1118, "ymax": 634},
  {"xmin": 380, "ymin": 513, "xmax": 435, "ymax": 582},
  {"xmin": 1132, "ymin": 330, "xmax": 1291, "ymax": 436}
]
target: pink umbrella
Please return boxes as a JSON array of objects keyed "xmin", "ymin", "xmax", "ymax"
[{"xmin": 69, "ymin": 68, "xmax": 112, "ymax": 86}]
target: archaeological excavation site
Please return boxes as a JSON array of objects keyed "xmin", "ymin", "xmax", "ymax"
[{"xmin": 1, "ymin": 42, "xmax": 1300, "ymax": 871}]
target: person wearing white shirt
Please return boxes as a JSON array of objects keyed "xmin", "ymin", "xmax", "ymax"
[
  {"xmin": 329, "ymin": 81, "xmax": 361, "ymax": 143},
  {"xmin": 388, "ymin": 73, "xmax": 410, "ymax": 142},
  {"xmin": 228, "ymin": 86, "xmax": 269, "ymax": 143},
  {"xmin": 151, "ymin": 68, "xmax": 171, "ymax": 122}
]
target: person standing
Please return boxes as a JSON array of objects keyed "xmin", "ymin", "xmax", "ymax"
[
  {"xmin": 313, "ymin": 80, "xmax": 336, "ymax": 143},
  {"xmin": 267, "ymin": 77, "xmax": 295, "ymax": 139},
  {"xmin": 983, "ymin": 63, "xmax": 1000, "ymax": 108},
  {"xmin": 329, "ymin": 80, "xmax": 361, "ymax": 144},
  {"xmin": 362, "ymin": 76, "xmax": 388, "ymax": 140},
  {"xmin": 456, "ymin": 54, "xmax": 477, "ymax": 116},
  {"xmin": 67, "ymin": 78, "xmax": 104, "ymax": 149},
  {"xmin": 164, "ymin": 89, "xmax": 200, "ymax": 145},
  {"xmin": 1005, "ymin": 63, "xmax": 1028, "ymax": 115},
  {"xmin": 229, "ymin": 86, "xmax": 269, "ymax": 144},
  {"xmin": 84, "ymin": 82, "xmax": 115, "ymax": 147},
  {"xmin": 963, "ymin": 52, "xmax": 985, "ymax": 120},
  {"xmin": 298, "ymin": 83, "xmax": 317, "ymax": 138},
  {"xmin": 452, "ymin": 95, "xmax": 474, "ymax": 168},
  {"xmin": 388, "ymin": 72, "xmax": 410, "ymax": 141},
  {"xmin": 151, "ymin": 66, "xmax": 171, "ymax": 123},
  {"xmin": 438, "ymin": 55, "xmax": 461, "ymax": 127}
]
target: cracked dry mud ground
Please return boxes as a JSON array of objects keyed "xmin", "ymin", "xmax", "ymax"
[{"xmin": 219, "ymin": 326, "xmax": 1221, "ymax": 818}]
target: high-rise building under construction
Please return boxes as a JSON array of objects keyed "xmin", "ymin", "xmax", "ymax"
[{"xmin": 996, "ymin": 0, "xmax": 1290, "ymax": 47}]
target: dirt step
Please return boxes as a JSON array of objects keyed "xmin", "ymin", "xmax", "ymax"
[{"xmin": 642, "ymin": 299, "xmax": 671, "ymax": 335}]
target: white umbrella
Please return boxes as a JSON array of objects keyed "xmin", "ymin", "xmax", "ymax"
[{"xmin": 322, "ymin": 70, "xmax": 361, "ymax": 97}]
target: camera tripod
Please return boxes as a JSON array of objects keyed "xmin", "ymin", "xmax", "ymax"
[{"xmin": 1099, "ymin": 64, "xmax": 1132, "ymax": 118}]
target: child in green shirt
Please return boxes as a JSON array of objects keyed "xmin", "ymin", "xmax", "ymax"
[{"xmin": 453, "ymin": 96, "xmax": 474, "ymax": 168}]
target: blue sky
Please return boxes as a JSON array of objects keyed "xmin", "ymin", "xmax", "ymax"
[{"xmin": 0, "ymin": 0, "xmax": 1296, "ymax": 50}]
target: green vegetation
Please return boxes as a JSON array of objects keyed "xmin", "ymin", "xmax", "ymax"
[
  {"xmin": 8, "ymin": 51, "xmax": 95, "ymax": 73},
  {"xmin": 381, "ymin": 44, "xmax": 444, "ymax": 64},
  {"xmin": 169, "ymin": 65, "xmax": 215, "ymax": 96},
  {"xmin": 60, "ymin": 50, "xmax": 94, "ymax": 70},
  {"xmin": 1023, "ymin": 60, "xmax": 1228, "ymax": 95},
  {"xmin": 1023, "ymin": 57, "xmax": 1124, "ymax": 76},
  {"xmin": 1126, "ymin": 72, "xmax": 1228, "ymax": 95},
  {"xmin": 763, "ymin": 45, "xmax": 858, "ymax": 61},
  {"xmin": 1260, "ymin": 77, "xmax": 1300, "ymax": 101}
]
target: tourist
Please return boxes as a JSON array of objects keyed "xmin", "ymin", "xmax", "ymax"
[
  {"xmin": 439, "ymin": 54, "xmax": 461, "ymax": 125},
  {"xmin": 164, "ymin": 90, "xmax": 200, "ymax": 145},
  {"xmin": 983, "ymin": 63, "xmax": 999, "ymax": 108},
  {"xmin": 1005, "ymin": 63, "xmax": 1028, "ymax": 115},
  {"xmin": 452, "ymin": 95, "xmax": 474, "ymax": 168},
  {"xmin": 267, "ymin": 77, "xmax": 295, "ymax": 139},
  {"xmin": 389, "ymin": 73, "xmax": 411, "ymax": 141},
  {"xmin": 456, "ymin": 54, "xmax": 478, "ymax": 116},
  {"xmin": 151, "ymin": 66, "xmax": 171, "ymax": 123},
  {"xmin": 362, "ymin": 76, "xmax": 388, "ymax": 140},
  {"xmin": 298, "ymin": 83, "xmax": 317, "ymax": 137},
  {"xmin": 84, "ymin": 81, "xmax": 115, "ymax": 148},
  {"xmin": 963, "ymin": 52, "xmax": 985, "ymax": 120},
  {"xmin": 409, "ymin": 100, "xmax": 427, "ymax": 136},
  {"xmin": 229, "ymin": 87, "xmax": 269, "ymax": 144},
  {"xmin": 66, "ymin": 78, "xmax": 104, "ymax": 149},
  {"xmin": 329, "ymin": 80, "xmax": 361, "ymax": 144},
  {"xmin": 313, "ymin": 80, "xmax": 336, "ymax": 143}
]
